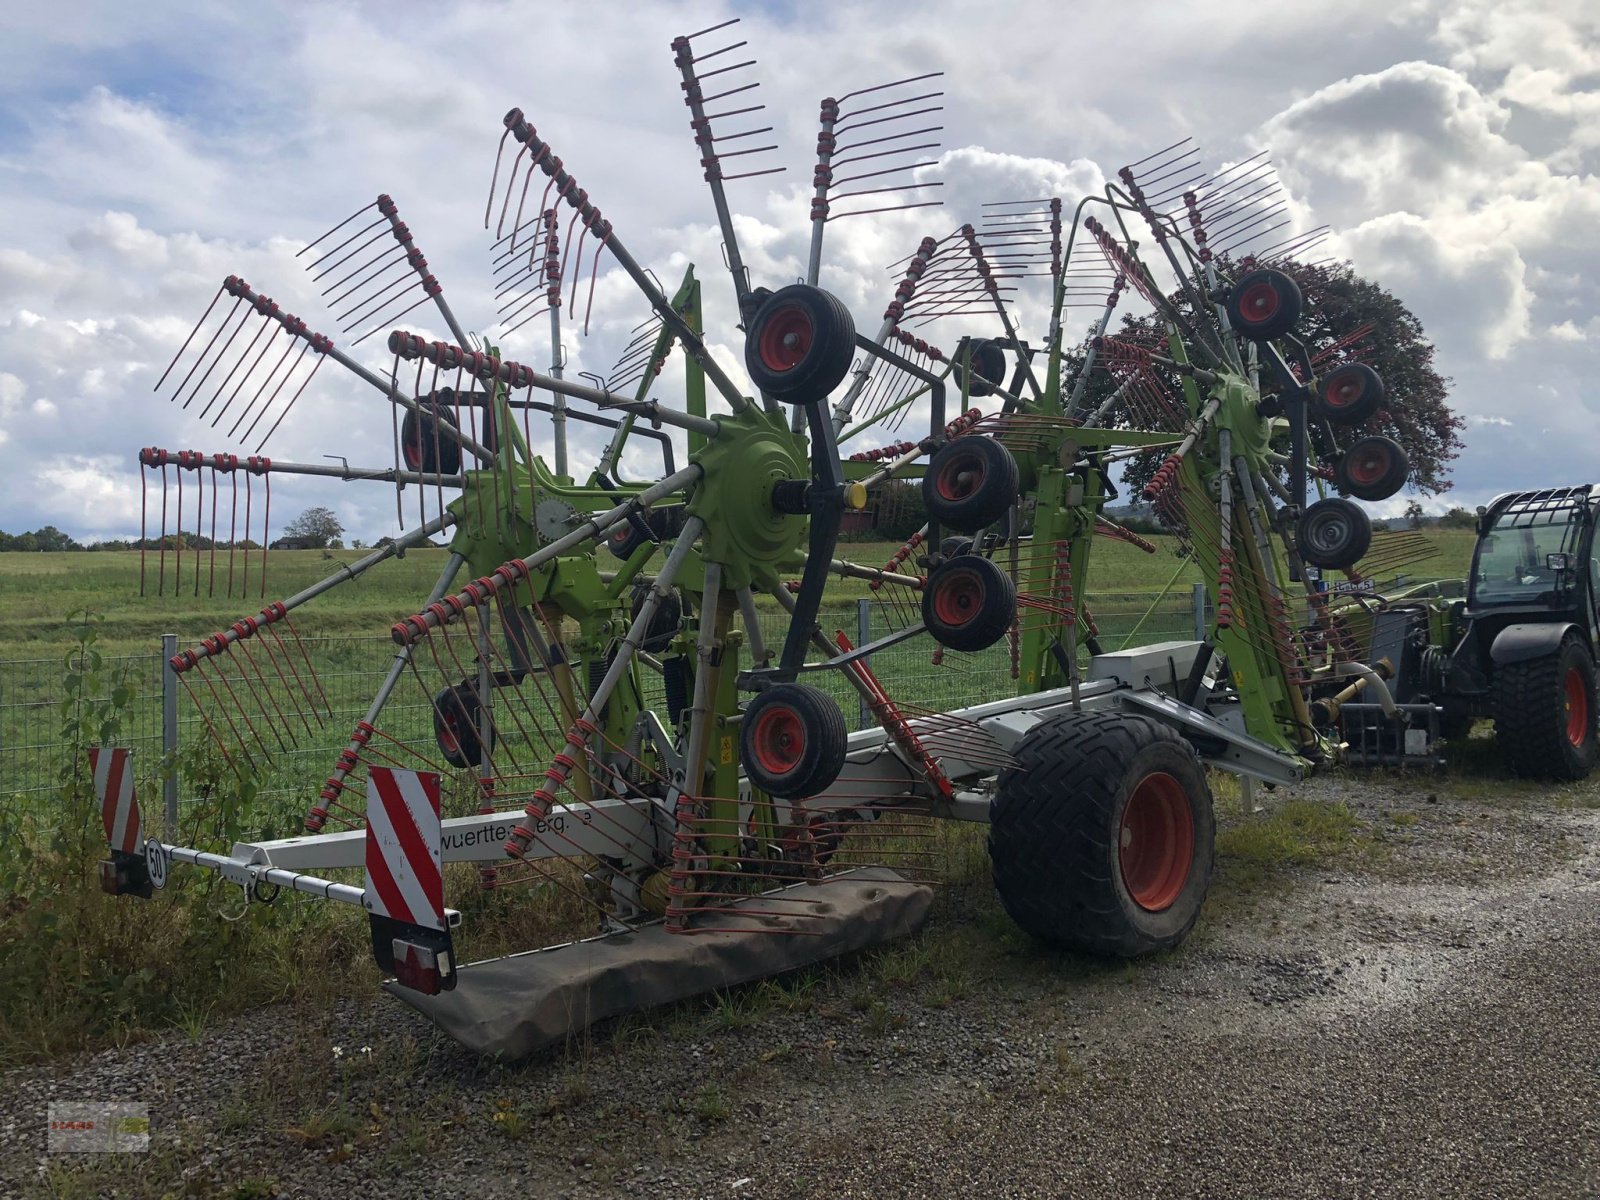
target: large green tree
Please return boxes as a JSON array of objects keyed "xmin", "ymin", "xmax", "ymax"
[
  {"xmin": 1066, "ymin": 258, "xmax": 1463, "ymax": 497},
  {"xmin": 281, "ymin": 505, "xmax": 345, "ymax": 549}
]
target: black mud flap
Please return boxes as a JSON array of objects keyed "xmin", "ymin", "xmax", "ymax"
[
  {"xmin": 97, "ymin": 849, "xmax": 153, "ymax": 899},
  {"xmin": 370, "ymin": 913, "xmax": 458, "ymax": 996}
]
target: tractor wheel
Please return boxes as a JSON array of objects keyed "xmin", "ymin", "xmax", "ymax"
[
  {"xmin": 1296, "ymin": 498, "xmax": 1372, "ymax": 569},
  {"xmin": 954, "ymin": 338, "xmax": 1007, "ymax": 398},
  {"xmin": 401, "ymin": 399, "xmax": 463, "ymax": 475},
  {"xmin": 1225, "ymin": 268, "xmax": 1302, "ymax": 341},
  {"xmin": 740, "ymin": 683, "xmax": 848, "ymax": 799},
  {"xmin": 1335, "ymin": 435, "xmax": 1409, "ymax": 502},
  {"xmin": 1312, "ymin": 363, "xmax": 1385, "ymax": 425},
  {"xmin": 922, "ymin": 555, "xmax": 1016, "ymax": 652},
  {"xmin": 989, "ymin": 711, "xmax": 1215, "ymax": 957},
  {"xmin": 743, "ymin": 284, "xmax": 857, "ymax": 404},
  {"xmin": 433, "ymin": 683, "xmax": 494, "ymax": 769},
  {"xmin": 1493, "ymin": 635, "xmax": 1599, "ymax": 779},
  {"xmin": 922, "ymin": 436, "xmax": 1020, "ymax": 533}
]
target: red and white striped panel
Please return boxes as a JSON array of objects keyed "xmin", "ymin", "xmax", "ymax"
[
  {"xmin": 90, "ymin": 747, "xmax": 142, "ymax": 855},
  {"xmin": 364, "ymin": 767, "xmax": 444, "ymax": 932}
]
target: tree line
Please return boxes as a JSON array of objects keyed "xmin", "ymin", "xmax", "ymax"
[{"xmin": 0, "ymin": 506, "xmax": 352, "ymax": 553}]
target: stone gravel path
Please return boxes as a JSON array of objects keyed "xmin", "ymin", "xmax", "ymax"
[{"xmin": 4, "ymin": 773, "xmax": 1597, "ymax": 1199}]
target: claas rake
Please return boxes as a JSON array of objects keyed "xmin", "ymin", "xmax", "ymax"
[{"xmin": 97, "ymin": 26, "xmax": 1411, "ymax": 1057}]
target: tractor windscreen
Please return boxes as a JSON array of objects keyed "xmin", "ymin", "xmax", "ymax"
[{"xmin": 1470, "ymin": 507, "xmax": 1586, "ymax": 607}]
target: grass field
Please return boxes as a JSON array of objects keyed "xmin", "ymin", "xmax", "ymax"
[
  {"xmin": 0, "ymin": 536, "xmax": 1213, "ymax": 827},
  {"xmin": 0, "ymin": 526, "xmax": 1481, "ymax": 1065},
  {"xmin": 0, "ymin": 531, "xmax": 1479, "ymax": 821},
  {"xmin": 0, "ymin": 528, "xmax": 1479, "ymax": 660}
]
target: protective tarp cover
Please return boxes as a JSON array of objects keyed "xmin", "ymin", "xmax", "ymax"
[{"xmin": 385, "ymin": 867, "xmax": 933, "ymax": 1060}]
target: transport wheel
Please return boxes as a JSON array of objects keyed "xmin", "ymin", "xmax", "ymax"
[
  {"xmin": 606, "ymin": 520, "xmax": 649, "ymax": 560},
  {"xmin": 740, "ymin": 683, "xmax": 848, "ymax": 799},
  {"xmin": 401, "ymin": 396, "xmax": 463, "ymax": 475},
  {"xmin": 954, "ymin": 338, "xmax": 1007, "ymax": 398},
  {"xmin": 922, "ymin": 554, "xmax": 1016, "ymax": 652},
  {"xmin": 1335, "ymin": 435, "xmax": 1409, "ymax": 502},
  {"xmin": 606, "ymin": 504, "xmax": 681, "ymax": 560},
  {"xmin": 1225, "ymin": 268, "xmax": 1302, "ymax": 341},
  {"xmin": 1313, "ymin": 363, "xmax": 1385, "ymax": 425},
  {"xmin": 989, "ymin": 711, "xmax": 1215, "ymax": 957},
  {"xmin": 743, "ymin": 284, "xmax": 857, "ymax": 404},
  {"xmin": 1296, "ymin": 497, "xmax": 1372, "ymax": 569},
  {"xmin": 1493, "ymin": 635, "xmax": 1598, "ymax": 780},
  {"xmin": 922, "ymin": 436, "xmax": 1020, "ymax": 533},
  {"xmin": 433, "ymin": 682, "xmax": 493, "ymax": 769}
]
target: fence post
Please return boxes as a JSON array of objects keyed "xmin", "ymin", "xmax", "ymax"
[
  {"xmin": 856, "ymin": 598, "xmax": 872, "ymax": 730},
  {"xmin": 1192, "ymin": 583, "xmax": 1207, "ymax": 642},
  {"xmin": 161, "ymin": 633, "xmax": 178, "ymax": 830}
]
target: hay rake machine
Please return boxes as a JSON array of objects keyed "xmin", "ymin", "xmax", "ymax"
[{"xmin": 100, "ymin": 26, "xmax": 1411, "ymax": 1056}]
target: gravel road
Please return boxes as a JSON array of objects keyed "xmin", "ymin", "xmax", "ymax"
[{"xmin": 4, "ymin": 769, "xmax": 1598, "ymax": 1199}]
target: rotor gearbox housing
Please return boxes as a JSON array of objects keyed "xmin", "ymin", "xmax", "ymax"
[{"xmin": 685, "ymin": 408, "xmax": 811, "ymax": 589}]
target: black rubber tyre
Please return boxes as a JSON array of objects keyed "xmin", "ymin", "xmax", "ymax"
[
  {"xmin": 1335, "ymin": 435, "xmax": 1409, "ymax": 502},
  {"xmin": 743, "ymin": 284, "xmax": 857, "ymax": 404},
  {"xmin": 605, "ymin": 520, "xmax": 649, "ymax": 561},
  {"xmin": 954, "ymin": 338, "xmax": 1007, "ymax": 398},
  {"xmin": 989, "ymin": 711, "xmax": 1215, "ymax": 957},
  {"xmin": 1493, "ymin": 636, "xmax": 1598, "ymax": 780},
  {"xmin": 401, "ymin": 400, "xmax": 463, "ymax": 475},
  {"xmin": 433, "ymin": 683, "xmax": 494, "ymax": 769},
  {"xmin": 605, "ymin": 505, "xmax": 683, "ymax": 561},
  {"xmin": 740, "ymin": 683, "xmax": 849, "ymax": 799},
  {"xmin": 1226, "ymin": 268, "xmax": 1302, "ymax": 341},
  {"xmin": 1312, "ymin": 363, "xmax": 1385, "ymax": 425},
  {"xmin": 922, "ymin": 436, "xmax": 1020, "ymax": 533},
  {"xmin": 922, "ymin": 555, "xmax": 1016, "ymax": 652},
  {"xmin": 1296, "ymin": 498, "xmax": 1372, "ymax": 569}
]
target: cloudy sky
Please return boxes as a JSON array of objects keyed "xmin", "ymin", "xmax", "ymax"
[{"xmin": 1, "ymin": 0, "xmax": 1595, "ymax": 544}]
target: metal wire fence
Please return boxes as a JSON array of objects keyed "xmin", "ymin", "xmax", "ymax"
[{"xmin": 0, "ymin": 589, "xmax": 1204, "ymax": 831}]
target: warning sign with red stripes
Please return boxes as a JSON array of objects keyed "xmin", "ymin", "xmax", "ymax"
[
  {"xmin": 363, "ymin": 767, "xmax": 444, "ymax": 932},
  {"xmin": 90, "ymin": 747, "xmax": 142, "ymax": 855}
]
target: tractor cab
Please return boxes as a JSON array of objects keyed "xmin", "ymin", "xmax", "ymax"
[
  {"xmin": 1430, "ymin": 486, "xmax": 1600, "ymax": 776},
  {"xmin": 1465, "ymin": 486, "xmax": 1600, "ymax": 627}
]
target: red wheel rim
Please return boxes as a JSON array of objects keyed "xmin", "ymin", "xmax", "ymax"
[
  {"xmin": 438, "ymin": 716, "xmax": 461, "ymax": 756},
  {"xmin": 752, "ymin": 704, "xmax": 806, "ymax": 777},
  {"xmin": 1324, "ymin": 371, "xmax": 1365, "ymax": 409},
  {"xmin": 757, "ymin": 305, "xmax": 814, "ymax": 373},
  {"xmin": 1119, "ymin": 771, "xmax": 1194, "ymax": 912},
  {"xmin": 1565, "ymin": 667, "xmax": 1589, "ymax": 747},
  {"xmin": 934, "ymin": 449, "xmax": 984, "ymax": 502},
  {"xmin": 402, "ymin": 425, "xmax": 424, "ymax": 470},
  {"xmin": 931, "ymin": 567, "xmax": 983, "ymax": 628},
  {"xmin": 1347, "ymin": 446, "xmax": 1389, "ymax": 486},
  {"xmin": 1237, "ymin": 281, "xmax": 1280, "ymax": 325}
]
